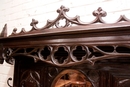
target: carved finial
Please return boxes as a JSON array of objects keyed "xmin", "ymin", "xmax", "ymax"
[
  {"xmin": 30, "ymin": 19, "xmax": 38, "ymax": 26},
  {"xmin": 30, "ymin": 19, "xmax": 39, "ymax": 31},
  {"xmin": 19, "ymin": 28, "xmax": 26, "ymax": 34},
  {"xmin": 0, "ymin": 24, "xmax": 7, "ymax": 37},
  {"xmin": 13, "ymin": 28, "xmax": 17, "ymax": 32},
  {"xmin": 11, "ymin": 28, "xmax": 17, "ymax": 35},
  {"xmin": 93, "ymin": 7, "xmax": 107, "ymax": 17},
  {"xmin": 91, "ymin": 7, "xmax": 107, "ymax": 23},
  {"xmin": 57, "ymin": 5, "xmax": 69, "ymax": 13}
]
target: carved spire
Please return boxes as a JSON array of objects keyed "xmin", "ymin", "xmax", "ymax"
[{"xmin": 0, "ymin": 24, "xmax": 7, "ymax": 37}]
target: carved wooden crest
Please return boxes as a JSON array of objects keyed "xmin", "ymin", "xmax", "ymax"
[
  {"xmin": 1, "ymin": 6, "xmax": 130, "ymax": 66},
  {"xmin": 5, "ymin": 6, "xmax": 129, "ymax": 36}
]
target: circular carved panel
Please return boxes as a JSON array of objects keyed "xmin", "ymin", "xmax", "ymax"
[{"xmin": 51, "ymin": 69, "xmax": 94, "ymax": 87}]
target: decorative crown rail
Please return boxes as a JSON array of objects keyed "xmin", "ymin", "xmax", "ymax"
[
  {"xmin": 1, "ymin": 6, "xmax": 130, "ymax": 66},
  {"xmin": 9, "ymin": 5, "xmax": 130, "ymax": 36}
]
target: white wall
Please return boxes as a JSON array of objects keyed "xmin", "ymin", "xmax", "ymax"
[{"xmin": 0, "ymin": 0, "xmax": 130, "ymax": 86}]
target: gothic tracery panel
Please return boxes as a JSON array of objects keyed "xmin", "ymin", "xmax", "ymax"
[
  {"xmin": 3, "ymin": 45, "xmax": 130, "ymax": 66},
  {"xmin": 20, "ymin": 70, "xmax": 40, "ymax": 87}
]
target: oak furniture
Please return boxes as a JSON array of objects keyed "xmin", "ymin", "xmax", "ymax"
[{"xmin": 1, "ymin": 6, "xmax": 130, "ymax": 87}]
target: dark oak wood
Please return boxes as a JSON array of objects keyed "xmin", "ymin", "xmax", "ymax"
[
  {"xmin": 0, "ymin": 24, "xmax": 7, "ymax": 64},
  {"xmin": 0, "ymin": 6, "xmax": 130, "ymax": 87}
]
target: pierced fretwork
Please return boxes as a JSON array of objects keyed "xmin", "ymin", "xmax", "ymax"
[{"xmin": 3, "ymin": 45, "xmax": 130, "ymax": 66}]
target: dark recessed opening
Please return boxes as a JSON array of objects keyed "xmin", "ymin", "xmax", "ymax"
[
  {"xmin": 73, "ymin": 46, "xmax": 86, "ymax": 61},
  {"xmin": 116, "ymin": 46, "xmax": 130, "ymax": 53},
  {"xmin": 40, "ymin": 46, "xmax": 51, "ymax": 60},
  {"xmin": 97, "ymin": 46, "xmax": 114, "ymax": 52},
  {"xmin": 54, "ymin": 47, "xmax": 68, "ymax": 64}
]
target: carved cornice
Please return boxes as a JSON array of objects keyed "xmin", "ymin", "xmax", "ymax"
[
  {"xmin": 8, "ymin": 5, "xmax": 130, "ymax": 36},
  {"xmin": 1, "ymin": 6, "xmax": 130, "ymax": 66}
]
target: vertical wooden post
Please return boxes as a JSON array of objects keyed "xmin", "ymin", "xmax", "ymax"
[{"xmin": 0, "ymin": 44, "xmax": 4, "ymax": 64}]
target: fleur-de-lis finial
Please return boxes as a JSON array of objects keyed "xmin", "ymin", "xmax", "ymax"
[
  {"xmin": 30, "ymin": 19, "xmax": 39, "ymax": 30},
  {"xmin": 30, "ymin": 19, "xmax": 38, "ymax": 26},
  {"xmin": 93, "ymin": 7, "xmax": 107, "ymax": 17},
  {"xmin": 57, "ymin": 5, "xmax": 69, "ymax": 13}
]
